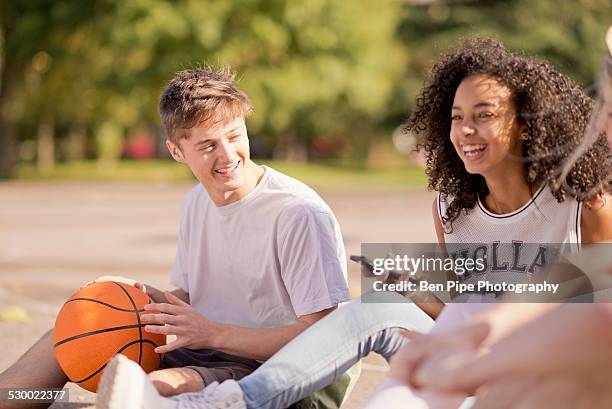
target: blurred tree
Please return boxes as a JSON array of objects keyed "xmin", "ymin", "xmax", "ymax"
[
  {"xmin": 3, "ymin": 0, "xmax": 609, "ymax": 177},
  {"xmin": 0, "ymin": 1, "xmax": 102, "ymax": 176},
  {"xmin": 102, "ymin": 0, "xmax": 406, "ymax": 162},
  {"xmin": 0, "ymin": 2, "xmax": 49, "ymax": 177},
  {"xmin": 393, "ymin": 0, "xmax": 612, "ymax": 116},
  {"xmin": 1, "ymin": 0, "xmax": 406, "ymax": 176}
]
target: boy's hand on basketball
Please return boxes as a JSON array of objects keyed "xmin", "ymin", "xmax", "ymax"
[
  {"xmin": 141, "ymin": 291, "xmax": 219, "ymax": 354},
  {"xmin": 133, "ymin": 282, "xmax": 147, "ymax": 293}
]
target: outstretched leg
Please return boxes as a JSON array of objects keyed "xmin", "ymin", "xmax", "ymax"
[{"xmin": 0, "ymin": 330, "xmax": 69, "ymax": 409}]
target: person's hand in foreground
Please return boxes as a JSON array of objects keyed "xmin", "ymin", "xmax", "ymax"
[
  {"xmin": 389, "ymin": 322, "xmax": 490, "ymax": 391},
  {"xmin": 471, "ymin": 369, "xmax": 612, "ymax": 409}
]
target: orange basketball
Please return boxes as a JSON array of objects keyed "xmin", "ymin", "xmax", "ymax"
[{"xmin": 53, "ymin": 281, "xmax": 166, "ymax": 392}]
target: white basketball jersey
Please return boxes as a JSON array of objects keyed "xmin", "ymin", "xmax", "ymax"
[
  {"xmin": 433, "ymin": 184, "xmax": 583, "ymax": 315},
  {"xmin": 437, "ymin": 184, "xmax": 582, "ymax": 288},
  {"xmin": 438, "ymin": 184, "xmax": 582, "ymax": 246}
]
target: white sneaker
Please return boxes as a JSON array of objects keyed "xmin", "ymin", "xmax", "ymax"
[
  {"xmin": 96, "ymin": 354, "xmax": 175, "ymax": 409},
  {"xmin": 96, "ymin": 354, "xmax": 247, "ymax": 409}
]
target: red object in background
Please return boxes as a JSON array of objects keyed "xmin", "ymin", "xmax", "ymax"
[
  {"xmin": 311, "ymin": 136, "xmax": 344, "ymax": 157},
  {"xmin": 123, "ymin": 133, "xmax": 156, "ymax": 159}
]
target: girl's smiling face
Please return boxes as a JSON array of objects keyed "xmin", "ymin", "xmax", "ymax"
[{"xmin": 450, "ymin": 74, "xmax": 524, "ymax": 177}]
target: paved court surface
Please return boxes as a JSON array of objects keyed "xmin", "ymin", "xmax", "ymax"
[{"xmin": 0, "ymin": 181, "xmax": 435, "ymax": 408}]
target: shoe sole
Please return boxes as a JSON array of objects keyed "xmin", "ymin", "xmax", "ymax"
[{"xmin": 96, "ymin": 354, "xmax": 136, "ymax": 409}]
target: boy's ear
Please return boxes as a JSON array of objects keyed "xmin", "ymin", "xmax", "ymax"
[{"xmin": 166, "ymin": 139, "xmax": 186, "ymax": 163}]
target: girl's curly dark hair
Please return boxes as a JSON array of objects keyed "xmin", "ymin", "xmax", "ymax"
[{"xmin": 406, "ymin": 37, "xmax": 611, "ymax": 229}]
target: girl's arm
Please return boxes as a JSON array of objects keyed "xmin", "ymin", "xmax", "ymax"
[{"xmin": 581, "ymin": 194, "xmax": 612, "ymax": 243}]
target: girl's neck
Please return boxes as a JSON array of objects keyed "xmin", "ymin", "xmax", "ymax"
[{"xmin": 482, "ymin": 168, "xmax": 536, "ymax": 214}]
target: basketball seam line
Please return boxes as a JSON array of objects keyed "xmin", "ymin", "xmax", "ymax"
[
  {"xmin": 65, "ymin": 297, "xmax": 146, "ymax": 313},
  {"xmin": 53, "ymin": 324, "xmax": 145, "ymax": 347},
  {"xmin": 112, "ymin": 282, "xmax": 144, "ymax": 366},
  {"xmin": 72, "ymin": 339, "xmax": 161, "ymax": 384}
]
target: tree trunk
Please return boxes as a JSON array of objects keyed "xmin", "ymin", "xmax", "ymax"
[
  {"xmin": 0, "ymin": 65, "xmax": 18, "ymax": 179},
  {"xmin": 0, "ymin": 112, "xmax": 17, "ymax": 179},
  {"xmin": 0, "ymin": 20, "xmax": 19, "ymax": 179},
  {"xmin": 273, "ymin": 129, "xmax": 308, "ymax": 162},
  {"xmin": 36, "ymin": 112, "xmax": 55, "ymax": 172},
  {"xmin": 67, "ymin": 123, "xmax": 87, "ymax": 160}
]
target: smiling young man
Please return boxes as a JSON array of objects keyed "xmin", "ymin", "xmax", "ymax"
[{"xmin": 122, "ymin": 66, "xmax": 352, "ymax": 397}]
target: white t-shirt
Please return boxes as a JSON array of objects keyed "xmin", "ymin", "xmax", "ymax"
[{"xmin": 171, "ymin": 165, "xmax": 351, "ymax": 329}]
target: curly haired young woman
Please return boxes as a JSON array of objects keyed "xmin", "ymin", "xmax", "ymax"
[
  {"xmin": 413, "ymin": 37, "xmax": 610, "ymax": 246},
  {"xmin": 379, "ymin": 31, "xmax": 612, "ymax": 409}
]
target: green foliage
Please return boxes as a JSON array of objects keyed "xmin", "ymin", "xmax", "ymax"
[
  {"xmin": 95, "ymin": 121, "xmax": 123, "ymax": 164},
  {"xmin": 396, "ymin": 0, "xmax": 612, "ymax": 107},
  {"xmin": 1, "ymin": 0, "xmax": 405, "ymax": 171},
  {"xmin": 1, "ymin": 0, "xmax": 610, "ymax": 178},
  {"xmin": 104, "ymin": 0, "xmax": 406, "ymax": 154}
]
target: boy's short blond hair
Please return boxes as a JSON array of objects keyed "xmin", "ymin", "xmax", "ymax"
[{"xmin": 159, "ymin": 66, "xmax": 253, "ymax": 144}]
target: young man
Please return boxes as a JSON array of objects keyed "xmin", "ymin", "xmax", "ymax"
[
  {"xmin": 137, "ymin": 66, "xmax": 351, "ymax": 395},
  {"xmin": 0, "ymin": 66, "xmax": 351, "ymax": 408}
]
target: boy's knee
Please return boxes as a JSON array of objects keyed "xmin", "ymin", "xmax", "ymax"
[
  {"xmin": 148, "ymin": 367, "xmax": 204, "ymax": 397},
  {"xmin": 149, "ymin": 371, "xmax": 175, "ymax": 397}
]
